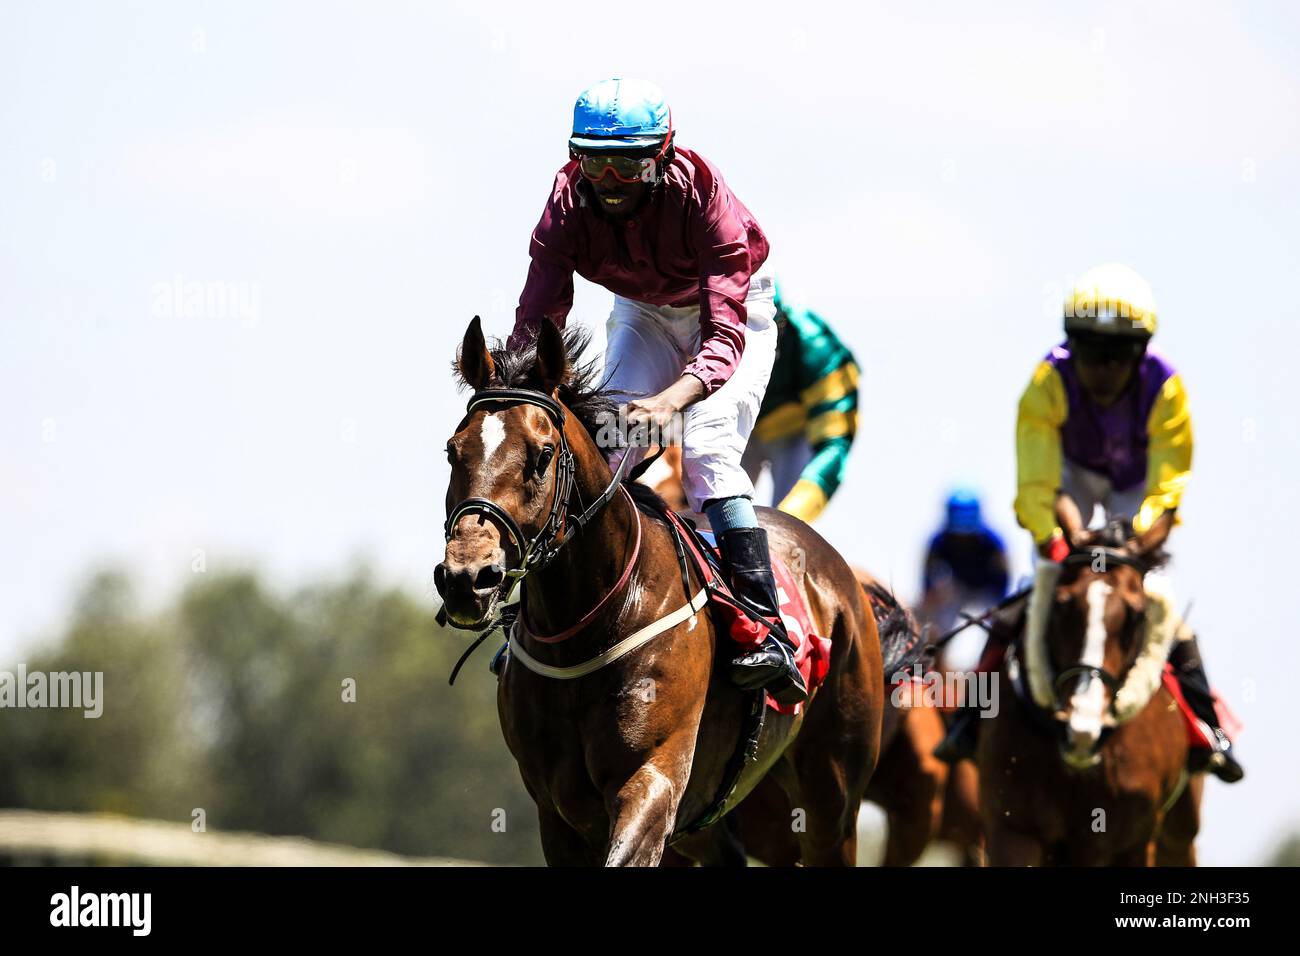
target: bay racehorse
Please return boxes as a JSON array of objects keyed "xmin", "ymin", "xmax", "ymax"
[
  {"xmin": 437, "ymin": 317, "xmax": 886, "ymax": 866},
  {"xmin": 979, "ymin": 497, "xmax": 1201, "ymax": 865}
]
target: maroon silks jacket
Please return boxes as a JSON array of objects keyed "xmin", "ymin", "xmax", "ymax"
[{"xmin": 510, "ymin": 147, "xmax": 770, "ymax": 395}]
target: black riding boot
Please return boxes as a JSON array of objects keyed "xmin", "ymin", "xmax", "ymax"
[
  {"xmin": 717, "ymin": 527, "xmax": 808, "ymax": 706},
  {"xmin": 1170, "ymin": 635, "xmax": 1244, "ymax": 783}
]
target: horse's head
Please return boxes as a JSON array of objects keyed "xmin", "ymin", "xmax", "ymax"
[
  {"xmin": 436, "ymin": 318, "xmax": 622, "ymax": 630},
  {"xmin": 435, "ymin": 317, "xmax": 576, "ymax": 629},
  {"xmin": 1039, "ymin": 495, "xmax": 1173, "ymax": 768}
]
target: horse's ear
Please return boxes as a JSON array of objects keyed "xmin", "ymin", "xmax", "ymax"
[
  {"xmin": 1132, "ymin": 509, "xmax": 1175, "ymax": 560},
  {"xmin": 456, "ymin": 316, "xmax": 495, "ymax": 390},
  {"xmin": 1055, "ymin": 492, "xmax": 1086, "ymax": 546},
  {"xmin": 533, "ymin": 319, "xmax": 568, "ymax": 395}
]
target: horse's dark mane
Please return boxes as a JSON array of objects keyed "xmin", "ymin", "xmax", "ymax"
[
  {"xmin": 863, "ymin": 582, "xmax": 929, "ymax": 677},
  {"xmin": 460, "ymin": 325, "xmax": 628, "ymax": 443},
  {"xmin": 624, "ymin": 480, "xmax": 673, "ymax": 527},
  {"xmin": 1094, "ymin": 520, "xmax": 1131, "ymax": 550},
  {"xmin": 456, "ymin": 325, "xmax": 674, "ymax": 523},
  {"xmin": 1083, "ymin": 518, "xmax": 1170, "ymax": 573}
]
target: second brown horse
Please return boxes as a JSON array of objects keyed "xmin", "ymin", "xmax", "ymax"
[{"xmin": 979, "ymin": 499, "xmax": 1201, "ymax": 865}]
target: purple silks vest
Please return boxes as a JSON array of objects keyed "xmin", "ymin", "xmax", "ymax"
[{"xmin": 1047, "ymin": 343, "xmax": 1176, "ymax": 492}]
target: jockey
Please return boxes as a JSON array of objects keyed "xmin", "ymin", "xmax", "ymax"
[
  {"xmin": 919, "ymin": 489, "xmax": 1009, "ymax": 638},
  {"xmin": 933, "ymin": 263, "xmax": 1243, "ymax": 783},
  {"xmin": 508, "ymin": 78, "xmax": 806, "ymax": 705},
  {"xmin": 741, "ymin": 283, "xmax": 859, "ymax": 523}
]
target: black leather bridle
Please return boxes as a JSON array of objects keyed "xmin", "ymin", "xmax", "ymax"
[
  {"xmin": 1061, "ymin": 545, "xmax": 1150, "ymax": 576},
  {"xmin": 442, "ymin": 387, "xmax": 636, "ymax": 615}
]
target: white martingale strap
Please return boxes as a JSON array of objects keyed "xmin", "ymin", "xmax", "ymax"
[
  {"xmin": 1024, "ymin": 560, "xmax": 1064, "ymax": 709},
  {"xmin": 508, "ymin": 587, "xmax": 709, "ymax": 680},
  {"xmin": 1111, "ymin": 575, "xmax": 1182, "ymax": 724}
]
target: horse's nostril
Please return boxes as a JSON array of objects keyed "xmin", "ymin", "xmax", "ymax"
[
  {"xmin": 475, "ymin": 564, "xmax": 505, "ymax": 591},
  {"xmin": 433, "ymin": 563, "xmax": 448, "ymax": 597}
]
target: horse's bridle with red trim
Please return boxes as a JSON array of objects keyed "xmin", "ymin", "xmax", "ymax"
[{"xmin": 442, "ymin": 387, "xmax": 635, "ymax": 624}]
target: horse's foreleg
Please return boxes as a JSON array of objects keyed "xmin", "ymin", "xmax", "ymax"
[
  {"xmin": 603, "ymin": 762, "xmax": 683, "ymax": 867},
  {"xmin": 940, "ymin": 760, "xmax": 986, "ymax": 866},
  {"xmin": 871, "ymin": 709, "xmax": 948, "ymax": 866},
  {"xmin": 1154, "ymin": 774, "xmax": 1202, "ymax": 867}
]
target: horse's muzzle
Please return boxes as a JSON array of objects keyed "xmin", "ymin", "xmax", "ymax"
[{"xmin": 435, "ymin": 561, "xmax": 506, "ymax": 628}]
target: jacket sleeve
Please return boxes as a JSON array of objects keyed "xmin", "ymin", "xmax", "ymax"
[
  {"xmin": 1135, "ymin": 373, "xmax": 1193, "ymax": 534},
  {"xmin": 1014, "ymin": 361, "xmax": 1068, "ymax": 545},
  {"xmin": 779, "ymin": 354, "xmax": 859, "ymax": 523},
  {"xmin": 681, "ymin": 175, "xmax": 753, "ymax": 395}
]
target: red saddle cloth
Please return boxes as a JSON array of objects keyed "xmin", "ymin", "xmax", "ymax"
[
  {"xmin": 1161, "ymin": 664, "xmax": 1243, "ymax": 749},
  {"xmin": 672, "ymin": 518, "xmax": 832, "ymax": 717}
]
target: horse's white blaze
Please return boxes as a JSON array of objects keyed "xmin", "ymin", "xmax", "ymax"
[
  {"xmin": 1067, "ymin": 580, "xmax": 1112, "ymax": 754},
  {"xmin": 480, "ymin": 413, "xmax": 506, "ymax": 462}
]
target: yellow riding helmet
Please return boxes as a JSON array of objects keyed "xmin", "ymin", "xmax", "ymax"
[{"xmin": 1063, "ymin": 263, "xmax": 1158, "ymax": 340}]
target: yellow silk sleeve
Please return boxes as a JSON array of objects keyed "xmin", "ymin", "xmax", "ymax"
[
  {"xmin": 1134, "ymin": 373, "xmax": 1193, "ymax": 534},
  {"xmin": 1015, "ymin": 361, "xmax": 1068, "ymax": 545},
  {"xmin": 777, "ymin": 478, "xmax": 829, "ymax": 524}
]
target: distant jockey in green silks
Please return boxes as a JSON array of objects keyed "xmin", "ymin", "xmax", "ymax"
[{"xmin": 742, "ymin": 283, "xmax": 859, "ymax": 524}]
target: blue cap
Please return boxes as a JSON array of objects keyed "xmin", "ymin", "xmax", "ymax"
[
  {"xmin": 569, "ymin": 78, "xmax": 672, "ymax": 152},
  {"xmin": 946, "ymin": 488, "xmax": 983, "ymax": 534}
]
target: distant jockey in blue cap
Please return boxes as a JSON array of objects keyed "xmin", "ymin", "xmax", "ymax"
[{"xmin": 919, "ymin": 488, "xmax": 1010, "ymax": 641}]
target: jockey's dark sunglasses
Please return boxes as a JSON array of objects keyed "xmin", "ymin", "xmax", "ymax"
[{"xmin": 1071, "ymin": 335, "xmax": 1145, "ymax": 366}]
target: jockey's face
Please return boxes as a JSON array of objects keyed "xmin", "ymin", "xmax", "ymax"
[
  {"xmin": 587, "ymin": 167, "xmax": 650, "ymax": 217},
  {"xmin": 1071, "ymin": 336, "xmax": 1143, "ymax": 407}
]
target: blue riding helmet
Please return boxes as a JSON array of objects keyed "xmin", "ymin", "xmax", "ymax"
[
  {"xmin": 569, "ymin": 77, "xmax": 672, "ymax": 153},
  {"xmin": 945, "ymin": 488, "xmax": 984, "ymax": 534}
]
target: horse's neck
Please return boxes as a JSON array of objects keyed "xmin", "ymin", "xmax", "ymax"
[{"xmin": 520, "ymin": 436, "xmax": 642, "ymax": 645}]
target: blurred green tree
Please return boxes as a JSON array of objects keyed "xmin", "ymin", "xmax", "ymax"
[
  {"xmin": 1267, "ymin": 833, "xmax": 1300, "ymax": 867},
  {"xmin": 0, "ymin": 566, "xmax": 542, "ymax": 865}
]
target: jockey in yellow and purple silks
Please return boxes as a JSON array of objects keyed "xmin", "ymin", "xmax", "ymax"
[
  {"xmin": 741, "ymin": 283, "xmax": 859, "ymax": 524},
  {"xmin": 506, "ymin": 78, "xmax": 806, "ymax": 705},
  {"xmin": 934, "ymin": 263, "xmax": 1243, "ymax": 783}
]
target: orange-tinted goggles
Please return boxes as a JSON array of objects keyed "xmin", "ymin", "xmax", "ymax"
[{"xmin": 577, "ymin": 154, "xmax": 654, "ymax": 183}]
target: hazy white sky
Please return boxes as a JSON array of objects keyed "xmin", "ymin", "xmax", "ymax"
[{"xmin": 3, "ymin": 0, "xmax": 1298, "ymax": 864}]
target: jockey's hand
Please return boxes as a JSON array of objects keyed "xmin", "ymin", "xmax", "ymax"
[{"xmin": 624, "ymin": 375, "xmax": 705, "ymax": 441}]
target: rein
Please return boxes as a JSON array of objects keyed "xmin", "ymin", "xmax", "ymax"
[
  {"xmin": 1060, "ymin": 547, "xmax": 1150, "ymax": 575},
  {"xmin": 521, "ymin": 485, "xmax": 643, "ymax": 644},
  {"xmin": 926, "ymin": 548, "xmax": 1150, "ymax": 653}
]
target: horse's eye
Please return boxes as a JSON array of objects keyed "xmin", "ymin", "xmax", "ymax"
[
  {"xmin": 536, "ymin": 445, "xmax": 555, "ymax": 474},
  {"xmin": 446, "ymin": 443, "xmax": 456, "ymax": 464}
]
